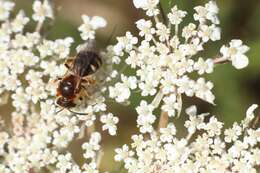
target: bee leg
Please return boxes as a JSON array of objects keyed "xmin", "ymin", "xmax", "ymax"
[
  {"xmin": 54, "ymin": 77, "xmax": 62, "ymax": 82},
  {"xmin": 81, "ymin": 86, "xmax": 90, "ymax": 97},
  {"xmin": 68, "ymin": 109, "xmax": 88, "ymax": 115},
  {"xmin": 52, "ymin": 69, "xmax": 70, "ymax": 84},
  {"xmin": 56, "ymin": 108, "xmax": 65, "ymax": 114},
  {"xmin": 65, "ymin": 57, "xmax": 74, "ymax": 70},
  {"xmin": 50, "ymin": 77, "xmax": 62, "ymax": 86},
  {"xmin": 82, "ymin": 76, "xmax": 96, "ymax": 86},
  {"xmin": 54, "ymin": 102, "xmax": 64, "ymax": 114}
]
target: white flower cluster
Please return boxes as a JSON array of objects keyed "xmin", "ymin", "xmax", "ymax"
[
  {"xmin": 220, "ymin": 39, "xmax": 250, "ymax": 69},
  {"xmin": 115, "ymin": 105, "xmax": 260, "ymax": 173},
  {"xmin": 78, "ymin": 15, "xmax": 107, "ymax": 40},
  {"xmin": 109, "ymin": 0, "xmax": 250, "ymax": 133},
  {"xmin": 111, "ymin": 1, "xmax": 259, "ymax": 172},
  {"xmin": 0, "ymin": 0, "xmax": 258, "ymax": 173},
  {"xmin": 0, "ymin": 0, "xmax": 117, "ymax": 172}
]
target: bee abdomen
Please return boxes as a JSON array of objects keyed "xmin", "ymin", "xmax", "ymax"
[{"xmin": 74, "ymin": 51, "xmax": 102, "ymax": 77}]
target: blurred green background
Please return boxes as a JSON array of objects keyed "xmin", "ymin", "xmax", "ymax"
[{"xmin": 10, "ymin": 0, "xmax": 260, "ymax": 172}]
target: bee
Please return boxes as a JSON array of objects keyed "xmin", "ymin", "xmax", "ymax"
[{"xmin": 56, "ymin": 40, "xmax": 102, "ymax": 114}]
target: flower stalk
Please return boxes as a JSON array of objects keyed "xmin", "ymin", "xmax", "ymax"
[{"xmin": 157, "ymin": 111, "xmax": 169, "ymax": 130}]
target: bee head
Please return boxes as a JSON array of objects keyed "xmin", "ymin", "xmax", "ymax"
[{"xmin": 58, "ymin": 75, "xmax": 77, "ymax": 98}]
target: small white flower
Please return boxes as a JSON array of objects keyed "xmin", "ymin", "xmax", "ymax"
[
  {"xmin": 109, "ymin": 82, "xmax": 131, "ymax": 103},
  {"xmin": 32, "ymin": 0, "xmax": 53, "ymax": 22},
  {"xmin": 168, "ymin": 5, "xmax": 187, "ymax": 25},
  {"xmin": 0, "ymin": 22, "xmax": 12, "ymax": 43},
  {"xmin": 89, "ymin": 132, "xmax": 101, "ymax": 145},
  {"xmin": 195, "ymin": 78, "xmax": 215, "ymax": 104},
  {"xmin": 131, "ymin": 134, "xmax": 144, "ymax": 149},
  {"xmin": 37, "ymin": 40, "xmax": 55, "ymax": 58},
  {"xmin": 220, "ymin": 39, "xmax": 250, "ymax": 69},
  {"xmin": 90, "ymin": 16, "xmax": 107, "ymax": 29},
  {"xmin": 169, "ymin": 35, "xmax": 180, "ymax": 49},
  {"xmin": 56, "ymin": 153, "xmax": 72, "ymax": 172},
  {"xmin": 133, "ymin": 0, "xmax": 148, "ymax": 9},
  {"xmin": 156, "ymin": 42, "xmax": 170, "ymax": 55},
  {"xmin": 82, "ymin": 141, "xmax": 100, "ymax": 159},
  {"xmin": 40, "ymin": 61, "xmax": 57, "ymax": 77},
  {"xmin": 82, "ymin": 162, "xmax": 99, "ymax": 173},
  {"xmin": 204, "ymin": 117, "xmax": 223, "ymax": 137},
  {"xmin": 78, "ymin": 15, "xmax": 106, "ymax": 40},
  {"xmin": 136, "ymin": 19, "xmax": 155, "ymax": 41},
  {"xmin": 78, "ymin": 15, "xmax": 95, "ymax": 40},
  {"xmin": 136, "ymin": 101, "xmax": 154, "ymax": 117},
  {"xmin": 114, "ymin": 32, "xmax": 138, "ymax": 55},
  {"xmin": 134, "ymin": 0, "xmax": 159, "ymax": 16},
  {"xmin": 114, "ymin": 145, "xmax": 134, "ymax": 161},
  {"xmin": 243, "ymin": 129, "xmax": 259, "ymax": 147},
  {"xmin": 139, "ymin": 80, "xmax": 157, "ymax": 96},
  {"xmin": 182, "ymin": 23, "xmax": 197, "ymax": 40},
  {"xmin": 82, "ymin": 143, "xmax": 96, "ymax": 159},
  {"xmin": 160, "ymin": 73, "xmax": 176, "ymax": 94},
  {"xmin": 121, "ymin": 75, "xmax": 138, "ymax": 90},
  {"xmin": 100, "ymin": 113, "xmax": 119, "ymax": 136},
  {"xmin": 25, "ymin": 82, "xmax": 47, "ymax": 103},
  {"xmin": 185, "ymin": 106, "xmax": 206, "ymax": 133},
  {"xmin": 194, "ymin": 57, "xmax": 214, "ymax": 74},
  {"xmin": 11, "ymin": 87, "xmax": 29, "ymax": 113},
  {"xmin": 205, "ymin": 1, "xmax": 220, "ymax": 24},
  {"xmin": 224, "ymin": 123, "xmax": 242, "ymax": 143},
  {"xmin": 156, "ymin": 23, "xmax": 170, "ymax": 42},
  {"xmin": 53, "ymin": 37, "xmax": 74, "ymax": 59},
  {"xmin": 198, "ymin": 24, "xmax": 221, "ymax": 42},
  {"xmin": 11, "ymin": 10, "xmax": 29, "ymax": 33},
  {"xmin": 176, "ymin": 76, "xmax": 195, "ymax": 97},
  {"xmin": 0, "ymin": 0, "xmax": 14, "ymax": 21},
  {"xmin": 20, "ymin": 50, "xmax": 39, "ymax": 66},
  {"xmin": 160, "ymin": 123, "xmax": 176, "ymax": 142},
  {"xmin": 3, "ymin": 74, "xmax": 21, "ymax": 91},
  {"xmin": 228, "ymin": 140, "xmax": 247, "ymax": 158},
  {"xmin": 161, "ymin": 94, "xmax": 178, "ymax": 117},
  {"xmin": 194, "ymin": 1, "xmax": 219, "ymax": 24},
  {"xmin": 126, "ymin": 51, "xmax": 141, "ymax": 68},
  {"xmin": 231, "ymin": 54, "xmax": 249, "ymax": 69},
  {"xmin": 12, "ymin": 33, "xmax": 40, "ymax": 49},
  {"xmin": 53, "ymin": 128, "xmax": 74, "ymax": 148},
  {"xmin": 136, "ymin": 100, "xmax": 156, "ymax": 133}
]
